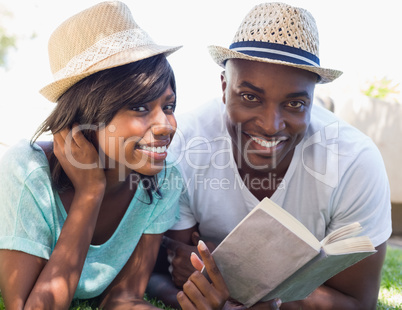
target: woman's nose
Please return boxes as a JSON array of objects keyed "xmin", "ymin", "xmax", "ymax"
[{"xmin": 151, "ymin": 109, "xmax": 175, "ymax": 137}]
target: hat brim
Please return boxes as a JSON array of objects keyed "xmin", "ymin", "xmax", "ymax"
[
  {"xmin": 40, "ymin": 44, "xmax": 182, "ymax": 102},
  {"xmin": 208, "ymin": 45, "xmax": 342, "ymax": 84}
]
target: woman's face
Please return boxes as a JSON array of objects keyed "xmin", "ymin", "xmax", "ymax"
[{"xmin": 96, "ymin": 85, "xmax": 177, "ymax": 177}]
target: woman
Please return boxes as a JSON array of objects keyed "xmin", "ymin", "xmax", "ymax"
[{"xmin": 0, "ymin": 2, "xmax": 228, "ymax": 309}]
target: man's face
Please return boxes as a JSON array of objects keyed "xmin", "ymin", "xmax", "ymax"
[{"xmin": 222, "ymin": 59, "xmax": 317, "ymax": 175}]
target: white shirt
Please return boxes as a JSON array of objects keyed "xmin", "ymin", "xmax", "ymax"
[{"xmin": 169, "ymin": 98, "xmax": 392, "ymax": 247}]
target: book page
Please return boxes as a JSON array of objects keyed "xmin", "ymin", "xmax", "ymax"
[
  {"xmin": 208, "ymin": 199, "xmax": 376, "ymax": 306},
  {"xmin": 258, "ymin": 198, "xmax": 321, "ymax": 251},
  {"xmin": 323, "ymin": 236, "xmax": 375, "ymax": 255},
  {"xmin": 320, "ymin": 222, "xmax": 362, "ymax": 246},
  {"xmin": 212, "ymin": 207, "xmax": 320, "ymax": 307}
]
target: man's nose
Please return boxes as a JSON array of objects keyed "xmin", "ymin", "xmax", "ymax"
[{"xmin": 257, "ymin": 105, "xmax": 286, "ymax": 135}]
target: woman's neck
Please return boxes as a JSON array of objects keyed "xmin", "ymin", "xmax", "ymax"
[{"xmin": 103, "ymin": 168, "xmax": 136, "ymax": 196}]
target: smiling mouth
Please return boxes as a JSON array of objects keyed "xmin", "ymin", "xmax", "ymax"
[
  {"xmin": 249, "ymin": 135, "xmax": 287, "ymax": 148},
  {"xmin": 137, "ymin": 145, "xmax": 167, "ymax": 154}
]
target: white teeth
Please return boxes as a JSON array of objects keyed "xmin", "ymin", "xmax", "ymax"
[
  {"xmin": 251, "ymin": 136, "xmax": 282, "ymax": 148},
  {"xmin": 139, "ymin": 145, "xmax": 167, "ymax": 153}
]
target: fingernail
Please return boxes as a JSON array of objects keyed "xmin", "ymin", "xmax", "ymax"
[
  {"xmin": 177, "ymin": 291, "xmax": 184, "ymax": 300},
  {"xmin": 275, "ymin": 298, "xmax": 282, "ymax": 308},
  {"xmin": 198, "ymin": 240, "xmax": 207, "ymax": 251}
]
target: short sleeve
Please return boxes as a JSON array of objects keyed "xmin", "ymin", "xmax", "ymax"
[
  {"xmin": 0, "ymin": 141, "xmax": 57, "ymax": 259},
  {"xmin": 143, "ymin": 165, "xmax": 182, "ymax": 234},
  {"xmin": 170, "ymin": 187, "xmax": 197, "ymax": 230},
  {"xmin": 329, "ymin": 141, "xmax": 392, "ymax": 247}
]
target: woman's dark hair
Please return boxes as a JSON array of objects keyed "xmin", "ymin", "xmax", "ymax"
[{"xmin": 32, "ymin": 54, "xmax": 176, "ymax": 202}]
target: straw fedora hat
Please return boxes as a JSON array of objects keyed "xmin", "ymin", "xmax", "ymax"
[
  {"xmin": 40, "ymin": 1, "xmax": 182, "ymax": 102},
  {"xmin": 208, "ymin": 2, "xmax": 342, "ymax": 83}
]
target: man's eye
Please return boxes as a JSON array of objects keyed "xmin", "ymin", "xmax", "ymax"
[
  {"xmin": 287, "ymin": 101, "xmax": 303, "ymax": 108},
  {"xmin": 242, "ymin": 94, "xmax": 258, "ymax": 102}
]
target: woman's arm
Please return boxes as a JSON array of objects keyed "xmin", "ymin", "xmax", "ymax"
[
  {"xmin": 25, "ymin": 190, "xmax": 104, "ymax": 309},
  {"xmin": 0, "ymin": 127, "xmax": 106, "ymax": 310},
  {"xmin": 146, "ymin": 226, "xmax": 199, "ymax": 308},
  {"xmin": 101, "ymin": 234, "xmax": 230, "ymax": 310},
  {"xmin": 0, "ymin": 250, "xmax": 47, "ymax": 309},
  {"xmin": 99, "ymin": 234, "xmax": 164, "ymax": 309},
  {"xmin": 0, "ymin": 188, "xmax": 102, "ymax": 310}
]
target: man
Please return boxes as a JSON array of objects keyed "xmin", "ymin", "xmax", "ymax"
[{"xmin": 148, "ymin": 3, "xmax": 392, "ymax": 309}]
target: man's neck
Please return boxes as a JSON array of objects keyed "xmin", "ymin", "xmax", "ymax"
[{"xmin": 235, "ymin": 149, "xmax": 294, "ymax": 200}]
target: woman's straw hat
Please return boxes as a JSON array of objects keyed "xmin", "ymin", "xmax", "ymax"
[
  {"xmin": 40, "ymin": 1, "xmax": 181, "ymax": 102},
  {"xmin": 208, "ymin": 2, "xmax": 342, "ymax": 83}
]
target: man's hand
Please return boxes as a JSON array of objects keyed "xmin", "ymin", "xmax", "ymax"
[
  {"xmin": 162, "ymin": 235, "xmax": 198, "ymax": 287},
  {"xmin": 177, "ymin": 240, "xmax": 230, "ymax": 310},
  {"xmin": 163, "ymin": 231, "xmax": 217, "ymax": 287}
]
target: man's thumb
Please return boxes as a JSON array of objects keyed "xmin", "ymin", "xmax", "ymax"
[{"xmin": 191, "ymin": 231, "xmax": 200, "ymax": 246}]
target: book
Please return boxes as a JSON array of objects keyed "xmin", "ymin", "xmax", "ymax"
[{"xmin": 203, "ymin": 197, "xmax": 376, "ymax": 307}]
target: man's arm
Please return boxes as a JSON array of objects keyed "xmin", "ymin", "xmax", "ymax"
[
  {"xmin": 149, "ymin": 227, "xmax": 387, "ymax": 310},
  {"xmin": 277, "ymin": 242, "xmax": 387, "ymax": 310}
]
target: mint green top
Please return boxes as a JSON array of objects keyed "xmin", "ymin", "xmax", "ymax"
[{"xmin": 0, "ymin": 140, "xmax": 182, "ymax": 299}]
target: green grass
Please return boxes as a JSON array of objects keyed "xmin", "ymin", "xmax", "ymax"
[
  {"xmin": 377, "ymin": 246, "xmax": 402, "ymax": 309},
  {"xmin": 1, "ymin": 246, "xmax": 401, "ymax": 309}
]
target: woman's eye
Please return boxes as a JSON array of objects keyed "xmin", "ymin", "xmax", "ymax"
[
  {"xmin": 132, "ymin": 106, "xmax": 147, "ymax": 112},
  {"xmin": 241, "ymin": 94, "xmax": 259, "ymax": 102},
  {"xmin": 164, "ymin": 103, "xmax": 176, "ymax": 113}
]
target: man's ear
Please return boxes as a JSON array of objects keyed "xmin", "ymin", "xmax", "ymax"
[{"xmin": 221, "ymin": 71, "xmax": 227, "ymax": 104}]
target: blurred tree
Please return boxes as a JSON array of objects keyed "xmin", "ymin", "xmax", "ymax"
[
  {"xmin": 363, "ymin": 77, "xmax": 400, "ymax": 103},
  {"xmin": 0, "ymin": 5, "xmax": 17, "ymax": 68}
]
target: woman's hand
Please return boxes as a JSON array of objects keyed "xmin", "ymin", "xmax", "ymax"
[
  {"xmin": 177, "ymin": 240, "xmax": 230, "ymax": 310},
  {"xmin": 53, "ymin": 124, "xmax": 106, "ymax": 195}
]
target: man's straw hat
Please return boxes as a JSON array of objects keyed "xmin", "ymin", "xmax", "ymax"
[
  {"xmin": 208, "ymin": 2, "xmax": 342, "ymax": 83},
  {"xmin": 40, "ymin": 1, "xmax": 181, "ymax": 102}
]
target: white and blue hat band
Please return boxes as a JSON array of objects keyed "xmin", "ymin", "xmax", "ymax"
[{"xmin": 229, "ymin": 41, "xmax": 320, "ymax": 67}]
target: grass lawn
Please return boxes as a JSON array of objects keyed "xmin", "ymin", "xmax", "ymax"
[
  {"xmin": 377, "ymin": 246, "xmax": 402, "ymax": 309},
  {"xmin": 1, "ymin": 246, "xmax": 401, "ymax": 310}
]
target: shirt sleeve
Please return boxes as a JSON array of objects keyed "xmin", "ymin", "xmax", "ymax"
[
  {"xmin": 0, "ymin": 143, "xmax": 56, "ymax": 260},
  {"xmin": 328, "ymin": 141, "xmax": 392, "ymax": 247},
  {"xmin": 169, "ymin": 187, "xmax": 198, "ymax": 230}
]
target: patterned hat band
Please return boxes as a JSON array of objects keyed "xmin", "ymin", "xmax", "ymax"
[
  {"xmin": 53, "ymin": 28, "xmax": 154, "ymax": 80},
  {"xmin": 229, "ymin": 41, "xmax": 320, "ymax": 67}
]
